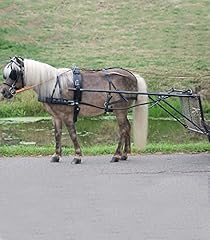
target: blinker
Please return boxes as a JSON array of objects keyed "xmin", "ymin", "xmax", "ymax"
[{"xmin": 9, "ymin": 69, "xmax": 18, "ymax": 81}]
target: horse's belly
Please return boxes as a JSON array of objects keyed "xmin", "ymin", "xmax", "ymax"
[{"xmin": 79, "ymin": 105, "xmax": 104, "ymax": 117}]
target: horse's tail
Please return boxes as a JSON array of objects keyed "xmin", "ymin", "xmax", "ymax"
[{"xmin": 133, "ymin": 73, "xmax": 148, "ymax": 149}]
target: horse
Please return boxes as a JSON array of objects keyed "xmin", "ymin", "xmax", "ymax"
[{"xmin": 1, "ymin": 56, "xmax": 148, "ymax": 164}]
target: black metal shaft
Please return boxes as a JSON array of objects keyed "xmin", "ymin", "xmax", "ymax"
[{"xmin": 68, "ymin": 88, "xmax": 197, "ymax": 98}]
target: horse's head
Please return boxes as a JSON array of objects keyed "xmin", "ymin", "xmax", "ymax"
[{"xmin": 1, "ymin": 56, "xmax": 24, "ymax": 99}]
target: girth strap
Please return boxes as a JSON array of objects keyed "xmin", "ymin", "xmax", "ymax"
[{"xmin": 73, "ymin": 67, "xmax": 83, "ymax": 122}]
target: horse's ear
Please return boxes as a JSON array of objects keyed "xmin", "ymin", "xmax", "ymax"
[{"xmin": 9, "ymin": 69, "xmax": 17, "ymax": 80}]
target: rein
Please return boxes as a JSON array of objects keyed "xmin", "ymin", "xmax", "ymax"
[{"xmin": 16, "ymin": 85, "xmax": 36, "ymax": 93}]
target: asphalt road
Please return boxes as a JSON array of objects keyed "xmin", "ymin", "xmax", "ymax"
[{"xmin": 0, "ymin": 153, "xmax": 210, "ymax": 240}]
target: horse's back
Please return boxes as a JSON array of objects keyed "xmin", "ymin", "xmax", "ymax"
[{"xmin": 81, "ymin": 68, "xmax": 137, "ymax": 91}]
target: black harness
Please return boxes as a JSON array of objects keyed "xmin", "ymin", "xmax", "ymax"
[
  {"xmin": 103, "ymin": 71, "xmax": 131, "ymax": 113},
  {"xmin": 38, "ymin": 67, "xmax": 83, "ymax": 122},
  {"xmin": 72, "ymin": 67, "xmax": 83, "ymax": 122}
]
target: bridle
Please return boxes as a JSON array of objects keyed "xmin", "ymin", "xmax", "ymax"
[
  {"xmin": 3, "ymin": 57, "xmax": 25, "ymax": 96},
  {"xmin": 2, "ymin": 57, "xmax": 72, "ymax": 95}
]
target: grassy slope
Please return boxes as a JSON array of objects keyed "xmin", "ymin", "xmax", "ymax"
[{"xmin": 0, "ymin": 0, "xmax": 209, "ymax": 117}]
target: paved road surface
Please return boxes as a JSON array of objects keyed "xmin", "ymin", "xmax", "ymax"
[{"xmin": 0, "ymin": 153, "xmax": 210, "ymax": 240}]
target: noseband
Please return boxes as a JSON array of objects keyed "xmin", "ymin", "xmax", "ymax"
[{"xmin": 3, "ymin": 82, "xmax": 17, "ymax": 95}]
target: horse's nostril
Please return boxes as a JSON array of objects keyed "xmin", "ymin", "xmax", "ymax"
[{"xmin": 1, "ymin": 88, "xmax": 10, "ymax": 98}]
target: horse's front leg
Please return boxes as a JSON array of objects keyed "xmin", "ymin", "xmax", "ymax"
[
  {"xmin": 64, "ymin": 119, "xmax": 82, "ymax": 164},
  {"xmin": 51, "ymin": 117, "xmax": 62, "ymax": 162}
]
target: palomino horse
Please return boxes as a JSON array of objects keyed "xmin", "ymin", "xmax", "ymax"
[{"xmin": 1, "ymin": 56, "xmax": 148, "ymax": 164}]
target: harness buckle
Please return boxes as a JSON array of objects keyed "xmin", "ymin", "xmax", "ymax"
[
  {"xmin": 104, "ymin": 95, "xmax": 113, "ymax": 113},
  {"xmin": 9, "ymin": 83, "xmax": 17, "ymax": 95}
]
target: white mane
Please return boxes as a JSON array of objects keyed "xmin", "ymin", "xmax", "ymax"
[{"xmin": 24, "ymin": 59, "xmax": 73, "ymax": 98}]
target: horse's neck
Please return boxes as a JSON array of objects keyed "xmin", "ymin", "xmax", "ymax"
[
  {"xmin": 24, "ymin": 59, "xmax": 57, "ymax": 87},
  {"xmin": 24, "ymin": 59, "xmax": 73, "ymax": 98}
]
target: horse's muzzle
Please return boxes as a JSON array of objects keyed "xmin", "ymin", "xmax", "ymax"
[{"xmin": 1, "ymin": 88, "xmax": 14, "ymax": 99}]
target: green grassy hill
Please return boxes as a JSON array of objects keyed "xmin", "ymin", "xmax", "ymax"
[{"xmin": 0, "ymin": 0, "xmax": 209, "ymax": 116}]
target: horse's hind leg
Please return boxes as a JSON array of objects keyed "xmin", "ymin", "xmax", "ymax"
[
  {"xmin": 121, "ymin": 117, "xmax": 131, "ymax": 161},
  {"xmin": 51, "ymin": 117, "xmax": 62, "ymax": 162},
  {"xmin": 111, "ymin": 111, "xmax": 131, "ymax": 162},
  {"xmin": 64, "ymin": 118, "xmax": 82, "ymax": 164}
]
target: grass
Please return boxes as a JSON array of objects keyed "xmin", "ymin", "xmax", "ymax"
[
  {"xmin": 0, "ymin": 91, "xmax": 46, "ymax": 117},
  {"xmin": 0, "ymin": 142, "xmax": 209, "ymax": 157}
]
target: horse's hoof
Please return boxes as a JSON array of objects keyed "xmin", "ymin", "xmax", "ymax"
[
  {"xmin": 110, "ymin": 157, "xmax": 120, "ymax": 163},
  {"xmin": 51, "ymin": 155, "xmax": 60, "ymax": 163},
  {"xmin": 121, "ymin": 155, "xmax": 128, "ymax": 161},
  {"xmin": 71, "ymin": 158, "xmax": 81, "ymax": 164}
]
